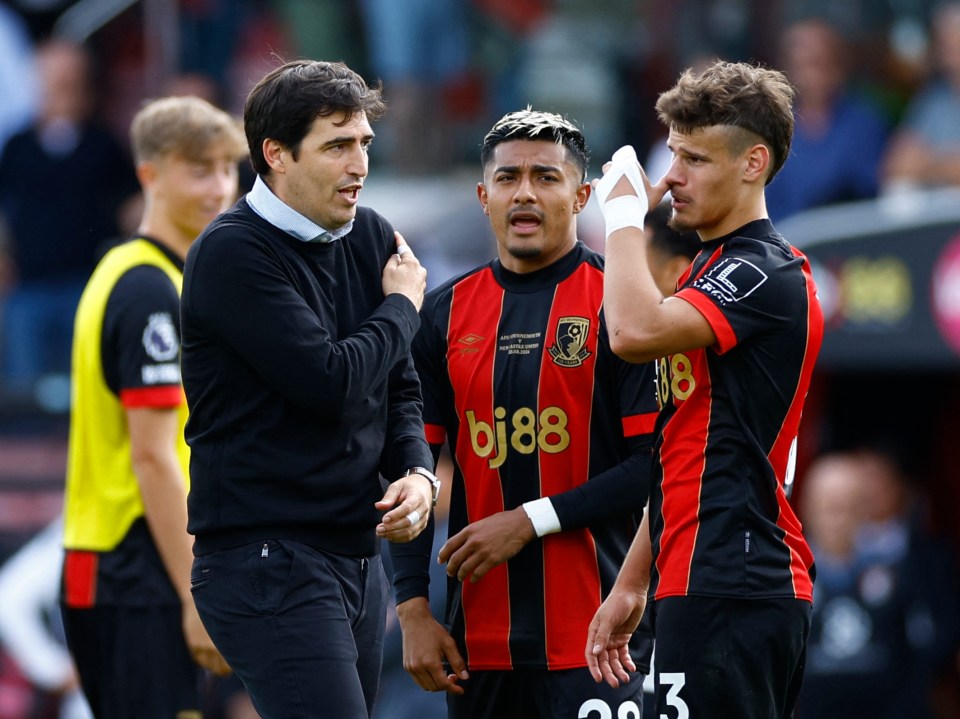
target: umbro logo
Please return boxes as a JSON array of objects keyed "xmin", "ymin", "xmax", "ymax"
[{"xmin": 457, "ymin": 333, "xmax": 484, "ymax": 355}]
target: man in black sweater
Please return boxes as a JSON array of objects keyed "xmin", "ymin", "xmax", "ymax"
[{"xmin": 180, "ymin": 59, "xmax": 437, "ymax": 718}]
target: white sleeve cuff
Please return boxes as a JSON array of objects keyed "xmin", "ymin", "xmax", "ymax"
[{"xmin": 522, "ymin": 497, "xmax": 562, "ymax": 537}]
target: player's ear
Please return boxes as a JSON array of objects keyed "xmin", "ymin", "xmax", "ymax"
[
  {"xmin": 477, "ymin": 182, "xmax": 490, "ymax": 216},
  {"xmin": 743, "ymin": 143, "xmax": 769, "ymax": 183},
  {"xmin": 135, "ymin": 160, "xmax": 156, "ymax": 188},
  {"xmin": 573, "ymin": 180, "xmax": 591, "ymax": 213},
  {"xmin": 263, "ymin": 138, "xmax": 287, "ymax": 173}
]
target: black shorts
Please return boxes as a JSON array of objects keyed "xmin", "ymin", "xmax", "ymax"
[
  {"xmin": 61, "ymin": 603, "xmax": 202, "ymax": 719},
  {"xmin": 651, "ymin": 596, "xmax": 810, "ymax": 719},
  {"xmin": 447, "ymin": 667, "xmax": 646, "ymax": 719}
]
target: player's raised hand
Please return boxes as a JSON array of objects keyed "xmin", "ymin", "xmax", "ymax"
[
  {"xmin": 592, "ymin": 145, "xmax": 669, "ymax": 239},
  {"xmin": 382, "ymin": 231, "xmax": 427, "ymax": 311},
  {"xmin": 585, "ymin": 587, "xmax": 645, "ymax": 688},
  {"xmin": 396, "ymin": 596, "xmax": 469, "ymax": 695}
]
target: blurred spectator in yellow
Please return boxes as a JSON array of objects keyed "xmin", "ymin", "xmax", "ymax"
[
  {"xmin": 882, "ymin": 1, "xmax": 960, "ymax": 191},
  {"xmin": 766, "ymin": 18, "xmax": 891, "ymax": 221},
  {"xmin": 798, "ymin": 449, "xmax": 960, "ymax": 719},
  {"xmin": 0, "ymin": 39, "xmax": 137, "ymax": 408}
]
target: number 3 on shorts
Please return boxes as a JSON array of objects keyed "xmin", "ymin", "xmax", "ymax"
[{"xmin": 658, "ymin": 672, "xmax": 689, "ymax": 719}]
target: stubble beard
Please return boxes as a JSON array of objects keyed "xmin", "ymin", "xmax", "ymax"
[{"xmin": 667, "ymin": 212, "xmax": 693, "ymax": 234}]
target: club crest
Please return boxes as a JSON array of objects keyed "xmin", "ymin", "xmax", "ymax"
[{"xmin": 548, "ymin": 316, "xmax": 591, "ymax": 367}]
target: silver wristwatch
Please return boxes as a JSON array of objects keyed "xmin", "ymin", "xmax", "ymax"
[{"xmin": 404, "ymin": 466, "xmax": 441, "ymax": 506}]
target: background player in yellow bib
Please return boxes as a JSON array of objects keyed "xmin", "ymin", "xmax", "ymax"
[{"xmin": 60, "ymin": 95, "xmax": 246, "ymax": 718}]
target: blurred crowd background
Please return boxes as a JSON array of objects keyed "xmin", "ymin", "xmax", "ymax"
[{"xmin": 1, "ymin": 0, "xmax": 960, "ymax": 717}]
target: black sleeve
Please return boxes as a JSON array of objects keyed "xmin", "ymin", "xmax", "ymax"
[
  {"xmin": 549, "ymin": 436, "xmax": 651, "ymax": 530},
  {"xmin": 378, "ymin": 352, "xmax": 434, "ymax": 481},
  {"xmin": 549, "ymin": 324, "xmax": 657, "ymax": 529},
  {"xmin": 390, "ymin": 505, "xmax": 439, "ymax": 605},
  {"xmin": 183, "ymin": 226, "xmax": 421, "ymax": 419},
  {"xmin": 102, "ymin": 264, "xmax": 182, "ymax": 397},
  {"xmin": 389, "ymin": 440, "xmax": 444, "ymax": 605},
  {"xmin": 389, "ymin": 296, "xmax": 448, "ymax": 603}
]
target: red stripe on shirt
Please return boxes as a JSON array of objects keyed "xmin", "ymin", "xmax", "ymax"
[
  {"xmin": 424, "ymin": 423, "xmax": 446, "ymax": 445},
  {"xmin": 447, "ymin": 269, "xmax": 512, "ymax": 668},
  {"xmin": 654, "ymin": 347, "xmax": 712, "ymax": 598},
  {"xmin": 63, "ymin": 550, "xmax": 98, "ymax": 608},
  {"xmin": 622, "ymin": 412, "xmax": 657, "ymax": 437},
  {"xmin": 120, "ymin": 385, "xmax": 183, "ymax": 408},
  {"xmin": 767, "ymin": 248, "xmax": 823, "ymax": 601},
  {"xmin": 538, "ymin": 263, "xmax": 603, "ymax": 668},
  {"xmin": 651, "ymin": 249, "xmax": 725, "ymax": 597}
]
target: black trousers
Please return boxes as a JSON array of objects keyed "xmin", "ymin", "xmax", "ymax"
[{"xmin": 191, "ymin": 539, "xmax": 388, "ymax": 719}]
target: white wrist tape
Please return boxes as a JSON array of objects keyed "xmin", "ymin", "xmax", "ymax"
[
  {"xmin": 595, "ymin": 145, "xmax": 648, "ymax": 238},
  {"xmin": 522, "ymin": 497, "xmax": 562, "ymax": 537},
  {"xmin": 602, "ymin": 195, "xmax": 648, "ymax": 236}
]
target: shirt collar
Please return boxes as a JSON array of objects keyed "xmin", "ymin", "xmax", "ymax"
[{"xmin": 246, "ymin": 175, "xmax": 353, "ymax": 243}]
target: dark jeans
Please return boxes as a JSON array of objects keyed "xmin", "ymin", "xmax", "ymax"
[{"xmin": 191, "ymin": 539, "xmax": 388, "ymax": 719}]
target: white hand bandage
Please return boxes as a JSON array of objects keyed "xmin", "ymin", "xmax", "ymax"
[
  {"xmin": 396, "ymin": 244, "xmax": 411, "ymax": 256},
  {"xmin": 595, "ymin": 145, "xmax": 648, "ymax": 238},
  {"xmin": 407, "ymin": 509, "xmax": 421, "ymax": 526}
]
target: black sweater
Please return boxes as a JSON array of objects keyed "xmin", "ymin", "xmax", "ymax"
[{"xmin": 181, "ymin": 199, "xmax": 432, "ymax": 556}]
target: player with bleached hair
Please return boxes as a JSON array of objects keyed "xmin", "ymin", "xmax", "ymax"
[{"xmin": 390, "ymin": 107, "xmax": 661, "ymax": 718}]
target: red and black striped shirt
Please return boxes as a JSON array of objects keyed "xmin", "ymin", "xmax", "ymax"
[
  {"xmin": 391, "ymin": 242, "xmax": 656, "ymax": 670},
  {"xmin": 650, "ymin": 219, "xmax": 823, "ymax": 603}
]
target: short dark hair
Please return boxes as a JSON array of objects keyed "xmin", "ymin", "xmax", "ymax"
[
  {"xmin": 480, "ymin": 107, "xmax": 590, "ymax": 182},
  {"xmin": 646, "ymin": 201, "xmax": 700, "ymax": 261},
  {"xmin": 243, "ymin": 59, "xmax": 385, "ymax": 176},
  {"xmin": 655, "ymin": 61, "xmax": 795, "ymax": 183}
]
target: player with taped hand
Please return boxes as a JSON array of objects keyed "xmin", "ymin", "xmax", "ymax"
[{"xmin": 586, "ymin": 61, "xmax": 823, "ymax": 719}]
